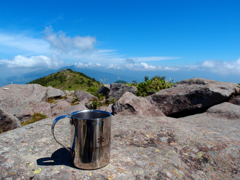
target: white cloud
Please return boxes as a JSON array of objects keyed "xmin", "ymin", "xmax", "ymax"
[
  {"xmin": 0, "ymin": 32, "xmax": 50, "ymax": 54},
  {"xmin": 44, "ymin": 26, "xmax": 96, "ymax": 53},
  {"xmin": 200, "ymin": 58, "xmax": 240, "ymax": 75},
  {"xmin": 0, "ymin": 55, "xmax": 64, "ymax": 69},
  {"xmin": 107, "ymin": 64, "xmax": 123, "ymax": 70},
  {"xmin": 0, "ymin": 27, "xmax": 180, "ymax": 69},
  {"xmin": 74, "ymin": 61, "xmax": 179, "ymax": 71},
  {"xmin": 131, "ymin": 56, "xmax": 181, "ymax": 62}
]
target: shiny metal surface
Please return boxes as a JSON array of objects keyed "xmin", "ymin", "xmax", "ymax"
[{"xmin": 52, "ymin": 110, "xmax": 111, "ymax": 169}]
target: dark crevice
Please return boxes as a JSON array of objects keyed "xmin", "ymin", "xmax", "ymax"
[
  {"xmin": 168, "ymin": 106, "xmax": 210, "ymax": 118},
  {"xmin": 168, "ymin": 96, "xmax": 232, "ymax": 118}
]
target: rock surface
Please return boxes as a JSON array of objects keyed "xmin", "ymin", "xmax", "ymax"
[
  {"xmin": 109, "ymin": 83, "xmax": 137, "ymax": 100},
  {"xmin": 63, "ymin": 103, "xmax": 88, "ymax": 116},
  {"xmin": 74, "ymin": 90, "xmax": 98, "ymax": 102},
  {"xmin": 206, "ymin": 102, "xmax": 240, "ymax": 119},
  {"xmin": 51, "ymin": 100, "xmax": 71, "ymax": 116},
  {"xmin": 229, "ymin": 95, "xmax": 240, "ymax": 106},
  {"xmin": 47, "ymin": 87, "xmax": 65, "ymax": 98},
  {"xmin": 112, "ymin": 92, "xmax": 165, "ymax": 117},
  {"xmin": 65, "ymin": 96, "xmax": 74, "ymax": 103},
  {"xmin": 0, "ymin": 108, "xmax": 21, "ymax": 133},
  {"xmin": 0, "ymin": 109, "xmax": 239, "ymax": 179},
  {"xmin": 146, "ymin": 78, "xmax": 240, "ymax": 116},
  {"xmin": 33, "ymin": 102, "xmax": 52, "ymax": 118},
  {"xmin": 96, "ymin": 84, "xmax": 110, "ymax": 96},
  {"xmin": 105, "ymin": 104, "xmax": 113, "ymax": 114},
  {"xmin": 0, "ymin": 84, "xmax": 47, "ymax": 116}
]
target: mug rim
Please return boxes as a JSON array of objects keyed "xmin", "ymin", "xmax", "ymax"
[{"xmin": 70, "ymin": 109, "xmax": 112, "ymax": 120}]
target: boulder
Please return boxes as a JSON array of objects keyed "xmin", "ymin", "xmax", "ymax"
[
  {"xmin": 206, "ymin": 102, "xmax": 240, "ymax": 119},
  {"xmin": 51, "ymin": 100, "xmax": 71, "ymax": 116},
  {"xmin": 33, "ymin": 102, "xmax": 52, "ymax": 117},
  {"xmin": 47, "ymin": 87, "xmax": 65, "ymax": 98},
  {"xmin": 63, "ymin": 103, "xmax": 88, "ymax": 116},
  {"xmin": 229, "ymin": 95, "xmax": 240, "ymax": 106},
  {"xmin": 0, "ymin": 108, "xmax": 21, "ymax": 133},
  {"xmin": 64, "ymin": 90, "xmax": 74, "ymax": 96},
  {"xmin": 0, "ymin": 113, "xmax": 239, "ymax": 179},
  {"xmin": 64, "ymin": 90, "xmax": 71, "ymax": 96},
  {"xmin": 109, "ymin": 83, "xmax": 137, "ymax": 100},
  {"xmin": 0, "ymin": 84, "xmax": 47, "ymax": 116},
  {"xmin": 112, "ymin": 92, "xmax": 165, "ymax": 117},
  {"xmin": 105, "ymin": 104, "xmax": 113, "ymax": 114},
  {"xmin": 65, "ymin": 96, "xmax": 74, "ymax": 103},
  {"xmin": 146, "ymin": 78, "xmax": 240, "ymax": 116},
  {"xmin": 16, "ymin": 109, "xmax": 34, "ymax": 122},
  {"xmin": 97, "ymin": 106, "xmax": 108, "ymax": 111},
  {"xmin": 96, "ymin": 84, "xmax": 110, "ymax": 96},
  {"xmin": 74, "ymin": 90, "xmax": 98, "ymax": 102}
]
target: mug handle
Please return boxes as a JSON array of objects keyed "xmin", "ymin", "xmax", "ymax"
[{"xmin": 52, "ymin": 115, "xmax": 74, "ymax": 156}]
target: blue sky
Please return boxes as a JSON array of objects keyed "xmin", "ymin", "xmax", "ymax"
[{"xmin": 0, "ymin": 0, "xmax": 240, "ymax": 83}]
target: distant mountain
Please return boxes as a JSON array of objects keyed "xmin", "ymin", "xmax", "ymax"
[
  {"xmin": 114, "ymin": 80, "xmax": 128, "ymax": 84},
  {"xmin": 0, "ymin": 69, "xmax": 59, "ymax": 87},
  {"xmin": 65, "ymin": 65, "xmax": 132, "ymax": 84},
  {"xmin": 0, "ymin": 65, "xmax": 135, "ymax": 88},
  {"xmin": 28, "ymin": 69, "xmax": 102, "ymax": 91}
]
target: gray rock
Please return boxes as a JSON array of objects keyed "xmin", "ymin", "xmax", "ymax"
[
  {"xmin": 96, "ymin": 84, "xmax": 110, "ymax": 96},
  {"xmin": 74, "ymin": 90, "xmax": 98, "ymax": 102},
  {"xmin": 16, "ymin": 109, "xmax": 34, "ymax": 122},
  {"xmin": 65, "ymin": 96, "xmax": 74, "ymax": 103},
  {"xmin": 0, "ymin": 107, "xmax": 21, "ymax": 133},
  {"xmin": 0, "ymin": 113, "xmax": 239, "ymax": 179},
  {"xmin": 0, "ymin": 84, "xmax": 47, "ymax": 116},
  {"xmin": 97, "ymin": 106, "xmax": 108, "ymax": 111},
  {"xmin": 105, "ymin": 104, "xmax": 113, "ymax": 114},
  {"xmin": 64, "ymin": 90, "xmax": 71, "ymax": 96},
  {"xmin": 47, "ymin": 86, "xmax": 65, "ymax": 98},
  {"xmin": 229, "ymin": 95, "xmax": 240, "ymax": 106},
  {"xmin": 146, "ymin": 78, "xmax": 240, "ymax": 116},
  {"xmin": 112, "ymin": 92, "xmax": 165, "ymax": 117},
  {"xmin": 206, "ymin": 102, "xmax": 240, "ymax": 119},
  {"xmin": 51, "ymin": 100, "xmax": 71, "ymax": 116},
  {"xmin": 109, "ymin": 83, "xmax": 137, "ymax": 100},
  {"xmin": 63, "ymin": 103, "xmax": 88, "ymax": 116},
  {"xmin": 33, "ymin": 102, "xmax": 52, "ymax": 117}
]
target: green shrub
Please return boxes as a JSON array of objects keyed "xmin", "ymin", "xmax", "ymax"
[
  {"xmin": 87, "ymin": 86, "xmax": 98, "ymax": 94},
  {"xmin": 21, "ymin": 113, "xmax": 47, "ymax": 126},
  {"xmin": 71, "ymin": 97, "xmax": 80, "ymax": 106},
  {"xmin": 128, "ymin": 75, "xmax": 175, "ymax": 97},
  {"xmin": 46, "ymin": 98, "xmax": 57, "ymax": 104}
]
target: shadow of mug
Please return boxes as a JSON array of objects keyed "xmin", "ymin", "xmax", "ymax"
[{"xmin": 36, "ymin": 148, "xmax": 76, "ymax": 169}]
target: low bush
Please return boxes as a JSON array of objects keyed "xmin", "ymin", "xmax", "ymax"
[
  {"xmin": 128, "ymin": 75, "xmax": 175, "ymax": 97},
  {"xmin": 21, "ymin": 113, "xmax": 47, "ymax": 126}
]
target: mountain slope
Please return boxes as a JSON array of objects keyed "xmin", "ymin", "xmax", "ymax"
[{"xmin": 28, "ymin": 69, "xmax": 102, "ymax": 91}]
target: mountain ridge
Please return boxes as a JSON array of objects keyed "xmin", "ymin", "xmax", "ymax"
[{"xmin": 28, "ymin": 69, "xmax": 102, "ymax": 91}]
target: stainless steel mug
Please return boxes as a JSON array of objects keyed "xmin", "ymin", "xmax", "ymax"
[{"xmin": 52, "ymin": 110, "xmax": 111, "ymax": 169}]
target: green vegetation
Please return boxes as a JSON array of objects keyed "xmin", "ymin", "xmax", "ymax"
[
  {"xmin": 127, "ymin": 75, "xmax": 175, "ymax": 97},
  {"xmin": 21, "ymin": 113, "xmax": 47, "ymax": 126},
  {"xmin": 71, "ymin": 97, "xmax": 80, "ymax": 106},
  {"xmin": 28, "ymin": 69, "xmax": 102, "ymax": 91},
  {"xmin": 86, "ymin": 75, "xmax": 174, "ymax": 109}
]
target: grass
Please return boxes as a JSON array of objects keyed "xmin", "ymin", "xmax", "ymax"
[
  {"xmin": 21, "ymin": 113, "xmax": 47, "ymax": 126},
  {"xmin": 28, "ymin": 69, "xmax": 102, "ymax": 91},
  {"xmin": 71, "ymin": 97, "xmax": 80, "ymax": 106}
]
